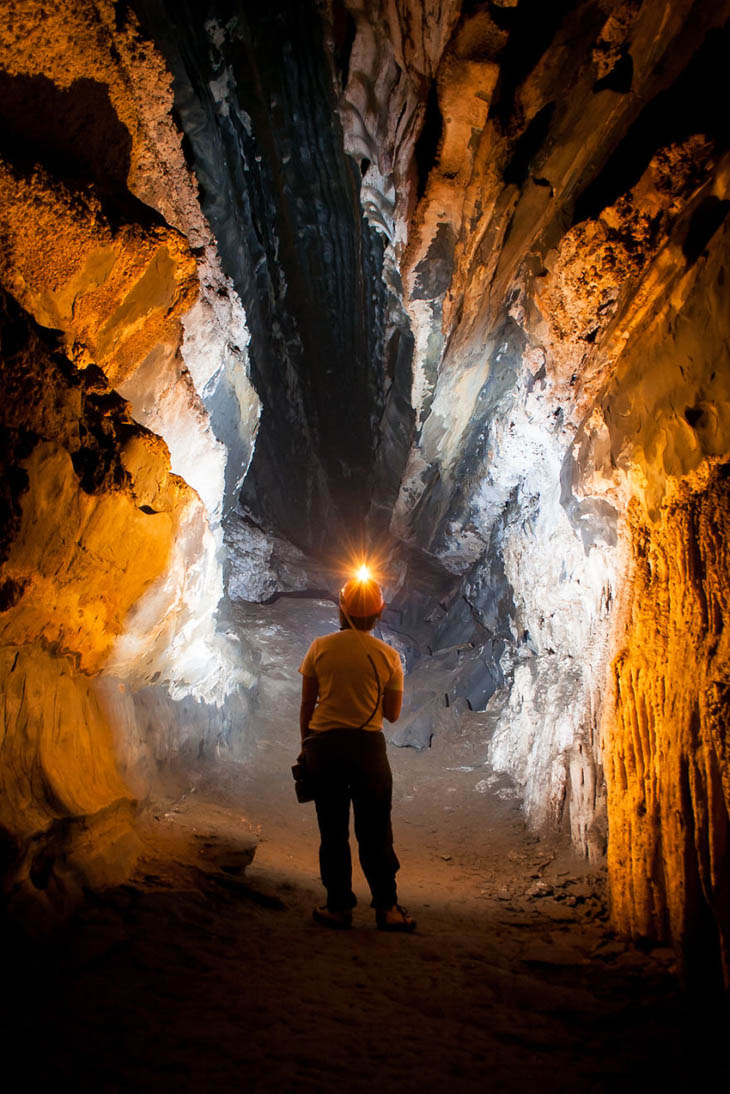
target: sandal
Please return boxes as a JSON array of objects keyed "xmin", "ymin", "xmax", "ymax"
[
  {"xmin": 376, "ymin": 904, "xmax": 417, "ymax": 932},
  {"xmin": 312, "ymin": 906, "xmax": 353, "ymax": 930}
]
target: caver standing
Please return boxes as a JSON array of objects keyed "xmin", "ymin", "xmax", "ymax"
[{"xmin": 298, "ymin": 570, "xmax": 415, "ymax": 931}]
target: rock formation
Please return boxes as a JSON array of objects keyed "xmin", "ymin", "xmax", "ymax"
[
  {"xmin": 1, "ymin": 0, "xmax": 729, "ymax": 986},
  {"xmin": 328, "ymin": 0, "xmax": 730, "ymax": 984},
  {"xmin": 0, "ymin": 0, "xmax": 259, "ymax": 916}
]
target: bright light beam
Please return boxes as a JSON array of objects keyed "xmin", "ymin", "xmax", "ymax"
[{"xmin": 357, "ymin": 564, "xmax": 371, "ymax": 583}]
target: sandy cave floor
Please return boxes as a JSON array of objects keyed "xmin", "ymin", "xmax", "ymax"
[{"xmin": 6, "ymin": 599, "xmax": 730, "ymax": 1092}]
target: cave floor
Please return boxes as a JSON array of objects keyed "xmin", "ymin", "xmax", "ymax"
[{"xmin": 7, "ymin": 599, "xmax": 729, "ymax": 1092}]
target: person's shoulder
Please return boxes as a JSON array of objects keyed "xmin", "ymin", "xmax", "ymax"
[
  {"xmin": 371, "ymin": 635, "xmax": 404, "ymax": 684},
  {"xmin": 312, "ymin": 630, "xmax": 343, "ymax": 651},
  {"xmin": 369, "ymin": 633, "xmax": 401, "ymax": 660}
]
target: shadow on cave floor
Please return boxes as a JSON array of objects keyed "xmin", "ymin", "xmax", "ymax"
[{"xmin": 6, "ymin": 598, "xmax": 729, "ymax": 1092}]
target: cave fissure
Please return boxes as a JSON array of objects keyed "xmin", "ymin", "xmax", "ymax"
[{"xmin": 134, "ymin": 0, "xmax": 397, "ymax": 549}]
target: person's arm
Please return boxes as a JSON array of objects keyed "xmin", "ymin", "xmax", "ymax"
[
  {"xmin": 382, "ymin": 687, "xmax": 402, "ymax": 723},
  {"xmin": 382, "ymin": 647, "xmax": 404, "ymax": 723},
  {"xmin": 300, "ymin": 674, "xmax": 319, "ymax": 741}
]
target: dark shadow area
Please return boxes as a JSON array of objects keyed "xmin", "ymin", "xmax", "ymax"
[
  {"xmin": 0, "ymin": 72, "xmax": 130, "ymax": 191},
  {"xmin": 682, "ymin": 196, "xmax": 730, "ymax": 265},
  {"xmin": 488, "ymin": 0, "xmax": 583, "ymax": 124},
  {"xmin": 414, "ymin": 79, "xmax": 443, "ymax": 200},
  {"xmin": 573, "ymin": 23, "xmax": 730, "ymax": 225},
  {"xmin": 503, "ymin": 101, "xmax": 555, "ymax": 188},
  {"xmin": 593, "ymin": 49, "xmax": 633, "ymax": 94},
  {"xmin": 329, "ymin": 0, "xmax": 357, "ymax": 89},
  {"xmin": 3, "ymin": 822, "xmax": 728, "ymax": 1093},
  {"xmin": 0, "ymin": 71, "xmax": 163, "ymax": 228}
]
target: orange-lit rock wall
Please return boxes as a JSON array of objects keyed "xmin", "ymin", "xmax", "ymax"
[
  {"xmin": 0, "ymin": 162, "xmax": 198, "ymax": 386},
  {"xmin": 608, "ymin": 477, "xmax": 730, "ymax": 986},
  {"xmin": 0, "ymin": 293, "xmax": 190, "ymax": 914},
  {"xmin": 598, "ymin": 209, "xmax": 730, "ymax": 984},
  {"xmin": 0, "ymin": 0, "xmax": 259, "ymax": 909},
  {"xmin": 0, "ymin": 0, "xmax": 259, "ymax": 516}
]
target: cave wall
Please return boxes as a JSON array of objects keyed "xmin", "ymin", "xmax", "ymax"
[
  {"xmin": 330, "ymin": 0, "xmax": 730, "ymax": 980},
  {"xmin": 608, "ymin": 472, "xmax": 730, "ymax": 988},
  {"xmin": 600, "ymin": 210, "xmax": 730, "ymax": 986},
  {"xmin": 0, "ymin": 0, "xmax": 260, "ymax": 906},
  {"xmin": 0, "ymin": 291, "xmax": 179, "ymax": 914}
]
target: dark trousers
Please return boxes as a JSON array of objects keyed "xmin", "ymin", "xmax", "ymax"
[{"xmin": 302, "ymin": 729, "xmax": 400, "ymax": 911}]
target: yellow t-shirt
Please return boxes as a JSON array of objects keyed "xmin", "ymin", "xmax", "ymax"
[{"xmin": 299, "ymin": 629, "xmax": 404, "ymax": 733}]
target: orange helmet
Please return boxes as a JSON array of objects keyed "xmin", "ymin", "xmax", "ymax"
[{"xmin": 340, "ymin": 575, "xmax": 384, "ymax": 618}]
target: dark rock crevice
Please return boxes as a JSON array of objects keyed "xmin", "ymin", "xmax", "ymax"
[
  {"xmin": 414, "ymin": 79, "xmax": 443, "ymax": 199},
  {"xmin": 133, "ymin": 0, "xmax": 410, "ymax": 554},
  {"xmin": 489, "ymin": 0, "xmax": 585, "ymax": 125},
  {"xmin": 0, "ymin": 70, "xmax": 166, "ymax": 230},
  {"xmin": 573, "ymin": 21, "xmax": 730, "ymax": 227}
]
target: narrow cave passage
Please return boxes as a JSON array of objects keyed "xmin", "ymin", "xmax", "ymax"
[{"xmin": 3, "ymin": 0, "xmax": 730, "ymax": 1090}]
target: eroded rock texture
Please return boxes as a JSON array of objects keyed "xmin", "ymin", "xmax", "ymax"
[
  {"xmin": 329, "ymin": 0, "xmax": 730, "ymax": 981},
  {"xmin": 131, "ymin": 0, "xmax": 415, "ymax": 565},
  {"xmin": 608, "ymin": 473, "xmax": 730, "ymax": 988},
  {"xmin": 0, "ymin": 0, "xmax": 259, "ymax": 909},
  {"xmin": 600, "ymin": 205, "xmax": 730, "ymax": 984},
  {"xmin": 0, "ymin": 291, "xmax": 176, "ymax": 914}
]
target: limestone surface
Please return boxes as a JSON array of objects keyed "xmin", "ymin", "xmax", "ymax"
[{"xmin": 330, "ymin": 0, "xmax": 730, "ymax": 984}]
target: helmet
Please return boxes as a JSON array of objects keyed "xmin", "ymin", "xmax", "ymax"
[{"xmin": 340, "ymin": 575, "xmax": 384, "ymax": 618}]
